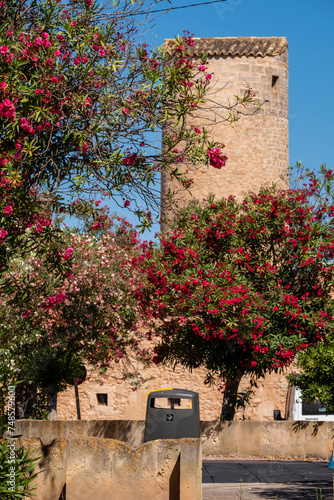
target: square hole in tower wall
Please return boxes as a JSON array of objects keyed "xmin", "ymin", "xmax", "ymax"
[
  {"xmin": 96, "ymin": 393, "xmax": 108, "ymax": 406},
  {"xmin": 272, "ymin": 75, "xmax": 279, "ymax": 88}
]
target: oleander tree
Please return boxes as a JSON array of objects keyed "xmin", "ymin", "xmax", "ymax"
[
  {"xmin": 132, "ymin": 165, "xmax": 334, "ymax": 420},
  {"xmin": 0, "ymin": 217, "xmax": 153, "ymax": 419},
  {"xmin": 0, "ymin": 0, "xmax": 254, "ymax": 306}
]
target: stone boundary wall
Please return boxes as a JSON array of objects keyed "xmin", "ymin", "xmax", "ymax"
[
  {"xmin": 200, "ymin": 421, "xmax": 334, "ymax": 460},
  {"xmin": 16, "ymin": 420, "xmax": 334, "ymax": 460},
  {"xmin": 17, "ymin": 436, "xmax": 201, "ymax": 500}
]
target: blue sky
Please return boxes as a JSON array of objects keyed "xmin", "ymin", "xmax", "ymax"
[{"xmin": 104, "ymin": 0, "xmax": 334, "ymax": 238}]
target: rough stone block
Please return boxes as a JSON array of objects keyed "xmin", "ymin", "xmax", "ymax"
[{"xmin": 16, "ymin": 437, "xmax": 202, "ymax": 500}]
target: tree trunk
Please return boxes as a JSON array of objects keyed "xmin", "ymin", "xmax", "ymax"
[
  {"xmin": 47, "ymin": 383, "xmax": 58, "ymax": 420},
  {"xmin": 220, "ymin": 370, "xmax": 243, "ymax": 421},
  {"xmin": 15, "ymin": 382, "xmax": 37, "ymax": 419}
]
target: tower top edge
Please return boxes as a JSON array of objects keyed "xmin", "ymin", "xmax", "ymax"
[{"xmin": 163, "ymin": 37, "xmax": 288, "ymax": 58}]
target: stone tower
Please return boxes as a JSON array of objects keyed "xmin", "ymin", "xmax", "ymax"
[{"xmin": 162, "ymin": 37, "xmax": 289, "ymax": 205}]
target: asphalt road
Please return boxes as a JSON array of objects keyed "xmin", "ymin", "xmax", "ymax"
[{"xmin": 202, "ymin": 459, "xmax": 333, "ymax": 500}]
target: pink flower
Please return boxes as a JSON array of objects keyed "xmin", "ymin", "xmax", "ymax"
[
  {"xmin": 198, "ymin": 65, "xmax": 206, "ymax": 72},
  {"xmin": 42, "ymin": 32, "xmax": 49, "ymax": 39},
  {"xmin": 124, "ymin": 200, "xmax": 130, "ymax": 208},
  {"xmin": 20, "ymin": 117, "xmax": 35, "ymax": 133},
  {"xmin": 194, "ymin": 127, "xmax": 201, "ymax": 133},
  {"xmin": 63, "ymin": 247, "xmax": 73, "ymax": 260},
  {"xmin": 0, "ymin": 98, "xmax": 16, "ymax": 121},
  {"xmin": 178, "ymin": 45, "xmax": 183, "ymax": 51},
  {"xmin": 4, "ymin": 205, "xmax": 13, "ymax": 215},
  {"xmin": 122, "ymin": 153, "xmax": 137, "ymax": 166},
  {"xmin": 99, "ymin": 49, "xmax": 106, "ymax": 56},
  {"xmin": 71, "ymin": 21, "xmax": 76, "ymax": 27},
  {"xmin": 35, "ymin": 37, "xmax": 43, "ymax": 46},
  {"xmin": 22, "ymin": 310, "xmax": 31, "ymax": 318},
  {"xmin": 0, "ymin": 228, "xmax": 8, "ymax": 243},
  {"xmin": 54, "ymin": 49, "xmax": 61, "ymax": 57},
  {"xmin": 92, "ymin": 44, "xmax": 100, "ymax": 51},
  {"xmin": 7, "ymin": 31, "xmax": 13, "ymax": 37},
  {"xmin": 85, "ymin": 0, "xmax": 93, "ymax": 5},
  {"xmin": 207, "ymin": 147, "xmax": 227, "ymax": 169},
  {"xmin": 121, "ymin": 46, "xmax": 125, "ymax": 51},
  {"xmin": 41, "ymin": 292, "xmax": 66, "ymax": 310},
  {"xmin": 35, "ymin": 88, "xmax": 43, "ymax": 94},
  {"xmin": 54, "ymin": 292, "xmax": 66, "ymax": 303},
  {"xmin": 0, "ymin": 46, "xmax": 8, "ymax": 56},
  {"xmin": 205, "ymin": 74, "xmax": 212, "ymax": 81},
  {"xmin": 83, "ymin": 97, "xmax": 91, "ymax": 107},
  {"xmin": 51, "ymin": 76, "xmax": 59, "ymax": 83},
  {"xmin": 188, "ymin": 38, "xmax": 195, "ymax": 46},
  {"xmin": 0, "ymin": 82, "xmax": 6, "ymax": 90},
  {"xmin": 81, "ymin": 142, "xmax": 88, "ymax": 154},
  {"xmin": 122, "ymin": 107, "xmax": 129, "ymax": 116}
]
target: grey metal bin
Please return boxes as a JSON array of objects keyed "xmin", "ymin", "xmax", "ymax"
[{"xmin": 144, "ymin": 388, "xmax": 200, "ymax": 443}]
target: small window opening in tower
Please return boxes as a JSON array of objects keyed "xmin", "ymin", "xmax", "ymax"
[
  {"xmin": 272, "ymin": 75, "xmax": 279, "ymax": 88},
  {"xmin": 97, "ymin": 393, "xmax": 108, "ymax": 405}
]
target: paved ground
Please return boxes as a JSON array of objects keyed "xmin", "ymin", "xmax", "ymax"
[{"xmin": 202, "ymin": 459, "xmax": 333, "ymax": 500}]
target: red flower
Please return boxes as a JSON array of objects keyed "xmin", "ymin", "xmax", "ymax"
[
  {"xmin": 207, "ymin": 147, "xmax": 227, "ymax": 169},
  {"xmin": 4, "ymin": 205, "xmax": 13, "ymax": 216}
]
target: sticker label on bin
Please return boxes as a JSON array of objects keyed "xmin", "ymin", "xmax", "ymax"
[{"xmin": 166, "ymin": 414, "xmax": 173, "ymax": 421}]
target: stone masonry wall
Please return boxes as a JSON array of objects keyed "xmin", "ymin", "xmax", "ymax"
[{"xmin": 57, "ymin": 359, "xmax": 293, "ymax": 421}]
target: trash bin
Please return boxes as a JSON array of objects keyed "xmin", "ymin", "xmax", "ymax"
[{"xmin": 144, "ymin": 388, "xmax": 200, "ymax": 443}]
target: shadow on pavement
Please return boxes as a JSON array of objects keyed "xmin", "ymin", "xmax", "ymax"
[{"xmin": 249, "ymin": 482, "xmax": 332, "ymax": 500}]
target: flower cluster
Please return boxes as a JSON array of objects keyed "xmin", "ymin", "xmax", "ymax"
[
  {"xmin": 207, "ymin": 147, "xmax": 228, "ymax": 169},
  {"xmin": 41, "ymin": 292, "xmax": 67, "ymax": 310},
  {"xmin": 0, "ymin": 98, "xmax": 16, "ymax": 121}
]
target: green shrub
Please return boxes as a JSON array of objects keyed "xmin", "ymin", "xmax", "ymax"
[{"xmin": 0, "ymin": 423, "xmax": 39, "ymax": 499}]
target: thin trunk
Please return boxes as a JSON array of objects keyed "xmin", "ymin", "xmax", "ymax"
[
  {"xmin": 220, "ymin": 370, "xmax": 243, "ymax": 421},
  {"xmin": 47, "ymin": 383, "xmax": 58, "ymax": 420},
  {"xmin": 74, "ymin": 383, "xmax": 81, "ymax": 420}
]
